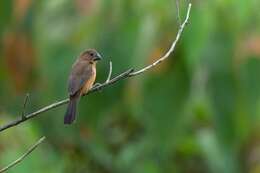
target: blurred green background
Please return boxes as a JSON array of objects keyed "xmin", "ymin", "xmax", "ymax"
[{"xmin": 0, "ymin": 0, "xmax": 260, "ymax": 173}]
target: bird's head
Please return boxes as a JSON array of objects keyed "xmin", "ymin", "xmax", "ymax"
[{"xmin": 80, "ymin": 49, "xmax": 102, "ymax": 63}]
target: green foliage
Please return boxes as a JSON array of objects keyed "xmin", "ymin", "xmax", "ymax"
[{"xmin": 0, "ymin": 0, "xmax": 260, "ymax": 173}]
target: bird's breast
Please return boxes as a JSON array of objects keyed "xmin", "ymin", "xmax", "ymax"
[{"xmin": 81, "ymin": 65, "xmax": 96, "ymax": 95}]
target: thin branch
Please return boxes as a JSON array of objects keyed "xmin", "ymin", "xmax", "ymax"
[
  {"xmin": 105, "ymin": 61, "xmax": 113, "ymax": 83},
  {"xmin": 21, "ymin": 93, "xmax": 30, "ymax": 119},
  {"xmin": 0, "ymin": 136, "xmax": 46, "ymax": 173},
  {"xmin": 0, "ymin": 3, "xmax": 192, "ymax": 133},
  {"xmin": 175, "ymin": 0, "xmax": 181, "ymax": 26},
  {"xmin": 0, "ymin": 68, "xmax": 134, "ymax": 132}
]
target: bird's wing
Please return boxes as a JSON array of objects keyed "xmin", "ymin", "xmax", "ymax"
[{"xmin": 68, "ymin": 61, "xmax": 93, "ymax": 96}]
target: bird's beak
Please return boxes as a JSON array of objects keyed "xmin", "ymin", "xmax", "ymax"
[{"xmin": 94, "ymin": 53, "xmax": 102, "ymax": 61}]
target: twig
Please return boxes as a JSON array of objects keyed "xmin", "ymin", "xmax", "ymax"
[
  {"xmin": 0, "ymin": 3, "xmax": 192, "ymax": 133},
  {"xmin": 0, "ymin": 136, "xmax": 46, "ymax": 173},
  {"xmin": 105, "ymin": 61, "xmax": 113, "ymax": 83},
  {"xmin": 21, "ymin": 93, "xmax": 30, "ymax": 119},
  {"xmin": 175, "ymin": 0, "xmax": 181, "ymax": 26}
]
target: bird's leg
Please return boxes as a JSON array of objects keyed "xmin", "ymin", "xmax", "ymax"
[{"xmin": 92, "ymin": 83, "xmax": 102, "ymax": 92}]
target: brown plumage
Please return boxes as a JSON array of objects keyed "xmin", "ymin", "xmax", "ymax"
[{"xmin": 64, "ymin": 49, "xmax": 102, "ymax": 124}]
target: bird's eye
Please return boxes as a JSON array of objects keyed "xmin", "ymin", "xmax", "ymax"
[{"xmin": 90, "ymin": 53, "xmax": 94, "ymax": 56}]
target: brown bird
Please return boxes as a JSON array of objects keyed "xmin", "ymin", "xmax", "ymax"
[{"xmin": 64, "ymin": 49, "xmax": 102, "ymax": 124}]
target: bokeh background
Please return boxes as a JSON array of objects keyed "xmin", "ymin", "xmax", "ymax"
[{"xmin": 0, "ymin": 0, "xmax": 260, "ymax": 173}]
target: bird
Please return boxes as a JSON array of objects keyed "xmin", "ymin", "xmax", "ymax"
[{"xmin": 64, "ymin": 49, "xmax": 102, "ymax": 124}]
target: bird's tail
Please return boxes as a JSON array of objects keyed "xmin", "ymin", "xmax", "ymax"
[{"xmin": 64, "ymin": 96, "xmax": 78, "ymax": 124}]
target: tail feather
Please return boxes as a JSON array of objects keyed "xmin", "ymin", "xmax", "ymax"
[{"xmin": 64, "ymin": 96, "xmax": 78, "ymax": 124}]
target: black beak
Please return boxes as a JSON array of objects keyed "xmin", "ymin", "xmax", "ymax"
[{"xmin": 94, "ymin": 53, "xmax": 102, "ymax": 61}]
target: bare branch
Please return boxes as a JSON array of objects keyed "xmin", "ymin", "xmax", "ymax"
[
  {"xmin": 0, "ymin": 3, "xmax": 192, "ymax": 133},
  {"xmin": 0, "ymin": 136, "xmax": 46, "ymax": 173},
  {"xmin": 175, "ymin": 0, "xmax": 181, "ymax": 26},
  {"xmin": 105, "ymin": 61, "xmax": 113, "ymax": 83},
  {"xmin": 0, "ymin": 68, "xmax": 134, "ymax": 132},
  {"xmin": 21, "ymin": 93, "xmax": 30, "ymax": 119}
]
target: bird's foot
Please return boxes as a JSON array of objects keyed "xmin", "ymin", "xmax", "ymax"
[{"xmin": 93, "ymin": 83, "xmax": 102, "ymax": 92}]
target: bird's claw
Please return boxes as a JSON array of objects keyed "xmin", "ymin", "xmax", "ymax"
[{"xmin": 93, "ymin": 83, "xmax": 102, "ymax": 92}]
